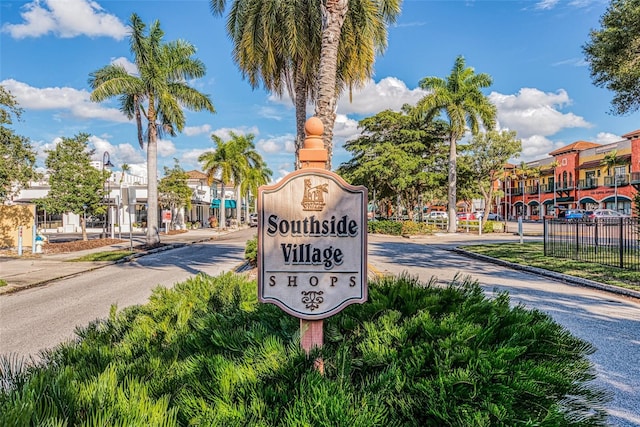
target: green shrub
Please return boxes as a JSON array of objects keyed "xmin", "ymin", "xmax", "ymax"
[
  {"xmin": 400, "ymin": 220, "xmax": 434, "ymax": 236},
  {"xmin": 0, "ymin": 273, "xmax": 608, "ymax": 426},
  {"xmin": 368, "ymin": 220, "xmax": 403, "ymax": 235},
  {"xmin": 244, "ymin": 235, "xmax": 257, "ymax": 266}
]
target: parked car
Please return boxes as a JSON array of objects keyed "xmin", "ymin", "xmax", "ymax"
[
  {"xmin": 249, "ymin": 213, "xmax": 258, "ymax": 227},
  {"xmin": 474, "ymin": 211, "xmax": 485, "ymax": 219},
  {"xmin": 456, "ymin": 212, "xmax": 477, "ymax": 221},
  {"xmin": 587, "ymin": 209, "xmax": 628, "ymax": 220},
  {"xmin": 428, "ymin": 211, "xmax": 447, "ymax": 220},
  {"xmin": 561, "ymin": 209, "xmax": 589, "ymax": 220},
  {"xmin": 487, "ymin": 213, "xmax": 503, "ymax": 221}
]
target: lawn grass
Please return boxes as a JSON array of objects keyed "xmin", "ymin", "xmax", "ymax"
[
  {"xmin": 462, "ymin": 241, "xmax": 640, "ymax": 292},
  {"xmin": 68, "ymin": 250, "xmax": 134, "ymax": 262}
]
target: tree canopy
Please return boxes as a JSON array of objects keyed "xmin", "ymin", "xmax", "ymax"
[
  {"xmin": 460, "ymin": 130, "xmax": 521, "ymax": 224},
  {"xmin": 158, "ymin": 159, "xmax": 192, "ymax": 229},
  {"xmin": 337, "ymin": 106, "xmax": 448, "ymax": 219},
  {"xmin": 0, "ymin": 85, "xmax": 40, "ymax": 203},
  {"xmin": 41, "ymin": 133, "xmax": 106, "ymax": 240},
  {"xmin": 583, "ymin": 0, "xmax": 640, "ymax": 115}
]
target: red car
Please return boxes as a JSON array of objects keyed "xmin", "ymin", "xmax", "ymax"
[{"xmin": 456, "ymin": 212, "xmax": 477, "ymax": 221}]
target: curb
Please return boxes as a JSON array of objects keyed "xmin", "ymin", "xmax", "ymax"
[{"xmin": 452, "ymin": 248, "xmax": 640, "ymax": 300}]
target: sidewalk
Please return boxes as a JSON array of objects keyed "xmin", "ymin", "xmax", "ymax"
[{"xmin": 0, "ymin": 227, "xmax": 238, "ymax": 295}]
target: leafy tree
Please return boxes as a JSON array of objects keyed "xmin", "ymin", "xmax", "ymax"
[
  {"xmin": 338, "ymin": 106, "xmax": 448, "ymax": 219},
  {"xmin": 0, "ymin": 85, "xmax": 40, "ymax": 203},
  {"xmin": 89, "ymin": 13, "xmax": 215, "ymax": 246},
  {"xmin": 414, "ymin": 56, "xmax": 497, "ymax": 232},
  {"xmin": 41, "ymin": 133, "xmax": 106, "ymax": 241},
  {"xmin": 210, "ymin": 0, "xmax": 401, "ymax": 169},
  {"xmin": 583, "ymin": 0, "xmax": 640, "ymax": 115},
  {"xmin": 158, "ymin": 159, "xmax": 192, "ymax": 230}
]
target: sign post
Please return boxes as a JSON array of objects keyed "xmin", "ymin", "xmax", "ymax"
[{"xmin": 258, "ymin": 117, "xmax": 368, "ymax": 372}]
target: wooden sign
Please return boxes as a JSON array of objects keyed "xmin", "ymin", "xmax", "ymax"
[{"xmin": 258, "ymin": 168, "xmax": 367, "ymax": 320}]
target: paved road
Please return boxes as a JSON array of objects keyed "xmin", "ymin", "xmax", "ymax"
[
  {"xmin": 0, "ymin": 228, "xmax": 254, "ymax": 360},
  {"xmin": 368, "ymin": 233, "xmax": 640, "ymax": 427}
]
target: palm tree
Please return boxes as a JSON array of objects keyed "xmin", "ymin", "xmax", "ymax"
[
  {"xmin": 602, "ymin": 149, "xmax": 620, "ymax": 211},
  {"xmin": 210, "ymin": 0, "xmax": 401, "ymax": 169},
  {"xmin": 415, "ymin": 56, "xmax": 496, "ymax": 232},
  {"xmin": 199, "ymin": 132, "xmax": 248, "ymax": 230},
  {"xmin": 241, "ymin": 159, "xmax": 272, "ymax": 220},
  {"xmin": 89, "ymin": 13, "xmax": 215, "ymax": 245}
]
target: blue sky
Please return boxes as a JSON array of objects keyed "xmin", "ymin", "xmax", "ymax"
[{"xmin": 2, "ymin": 0, "xmax": 638, "ymax": 182}]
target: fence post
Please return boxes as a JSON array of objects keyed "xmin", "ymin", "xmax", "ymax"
[
  {"xmin": 543, "ymin": 218, "xmax": 547, "ymax": 256},
  {"xmin": 619, "ymin": 217, "xmax": 624, "ymax": 269},
  {"xmin": 575, "ymin": 220, "xmax": 579, "ymax": 260}
]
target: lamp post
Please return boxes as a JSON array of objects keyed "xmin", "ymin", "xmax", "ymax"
[{"xmin": 102, "ymin": 151, "xmax": 114, "ymax": 238}]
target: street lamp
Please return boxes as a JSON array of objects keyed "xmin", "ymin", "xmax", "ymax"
[{"xmin": 102, "ymin": 151, "xmax": 114, "ymax": 238}]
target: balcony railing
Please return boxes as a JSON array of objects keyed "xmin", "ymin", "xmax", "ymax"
[
  {"xmin": 510, "ymin": 187, "xmax": 523, "ymax": 196},
  {"xmin": 526, "ymin": 185, "xmax": 539, "ymax": 194},
  {"xmin": 577, "ymin": 178, "xmax": 598, "ymax": 189},
  {"xmin": 543, "ymin": 183, "xmax": 554, "ymax": 193},
  {"xmin": 603, "ymin": 174, "xmax": 629, "ymax": 187},
  {"xmin": 557, "ymin": 181, "xmax": 574, "ymax": 191}
]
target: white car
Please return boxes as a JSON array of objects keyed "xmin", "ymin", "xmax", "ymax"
[
  {"xmin": 249, "ymin": 213, "xmax": 258, "ymax": 227},
  {"xmin": 587, "ymin": 209, "xmax": 628, "ymax": 220},
  {"xmin": 428, "ymin": 211, "xmax": 447, "ymax": 219}
]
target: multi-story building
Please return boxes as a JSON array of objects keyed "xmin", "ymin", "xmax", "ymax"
[{"xmin": 500, "ymin": 129, "xmax": 640, "ymax": 220}]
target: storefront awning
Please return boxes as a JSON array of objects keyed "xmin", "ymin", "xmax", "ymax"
[
  {"xmin": 579, "ymin": 197, "xmax": 597, "ymax": 204},
  {"xmin": 543, "ymin": 200, "xmax": 555, "ymax": 205},
  {"xmin": 601, "ymin": 195, "xmax": 630, "ymax": 203},
  {"xmin": 210, "ymin": 199, "xmax": 237, "ymax": 209}
]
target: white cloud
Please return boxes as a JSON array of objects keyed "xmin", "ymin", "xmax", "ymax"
[
  {"xmin": 490, "ymin": 88, "xmax": 592, "ymax": 139},
  {"xmin": 257, "ymin": 134, "xmax": 296, "ymax": 154},
  {"xmin": 111, "ymin": 57, "xmax": 137, "ymax": 75},
  {"xmin": 519, "ymin": 135, "xmax": 564, "ymax": 162},
  {"xmin": 593, "ymin": 132, "xmax": 621, "ymax": 144},
  {"xmin": 266, "ymin": 77, "xmax": 426, "ymax": 117},
  {"xmin": 1, "ymin": 79, "xmax": 130, "ymax": 122},
  {"xmin": 336, "ymin": 77, "xmax": 427, "ymax": 115},
  {"xmin": 2, "ymin": 0, "xmax": 128, "ymax": 40},
  {"xmin": 157, "ymin": 139, "xmax": 176, "ymax": 157},
  {"xmin": 534, "ymin": 0, "xmax": 560, "ymax": 10},
  {"xmin": 212, "ymin": 126, "xmax": 260, "ymax": 141},
  {"xmin": 184, "ymin": 124, "xmax": 212, "ymax": 136},
  {"xmin": 179, "ymin": 148, "xmax": 211, "ymax": 171}
]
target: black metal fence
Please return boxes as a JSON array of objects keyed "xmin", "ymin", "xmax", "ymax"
[{"xmin": 544, "ymin": 218, "xmax": 640, "ymax": 271}]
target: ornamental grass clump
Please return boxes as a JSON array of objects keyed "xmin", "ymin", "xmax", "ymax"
[{"xmin": 0, "ymin": 273, "xmax": 608, "ymax": 426}]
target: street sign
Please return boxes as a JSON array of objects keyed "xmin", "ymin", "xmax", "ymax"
[{"xmin": 258, "ymin": 169, "xmax": 368, "ymax": 320}]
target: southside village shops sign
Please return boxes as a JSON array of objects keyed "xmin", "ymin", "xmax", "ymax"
[{"xmin": 258, "ymin": 168, "xmax": 368, "ymax": 320}]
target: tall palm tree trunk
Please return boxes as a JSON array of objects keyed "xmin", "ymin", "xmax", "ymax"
[
  {"xmin": 220, "ymin": 185, "xmax": 226, "ymax": 230},
  {"xmin": 315, "ymin": 0, "xmax": 348, "ymax": 170},
  {"xmin": 147, "ymin": 134, "xmax": 159, "ymax": 245},
  {"xmin": 447, "ymin": 136, "xmax": 457, "ymax": 233},
  {"xmin": 294, "ymin": 68, "xmax": 308, "ymax": 170}
]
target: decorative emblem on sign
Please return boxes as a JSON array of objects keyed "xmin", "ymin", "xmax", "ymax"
[
  {"xmin": 301, "ymin": 290, "xmax": 324, "ymax": 310},
  {"xmin": 301, "ymin": 179, "xmax": 329, "ymax": 211}
]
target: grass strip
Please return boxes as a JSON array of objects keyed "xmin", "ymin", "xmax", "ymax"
[
  {"xmin": 462, "ymin": 241, "xmax": 640, "ymax": 292},
  {"xmin": 68, "ymin": 250, "xmax": 134, "ymax": 262}
]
